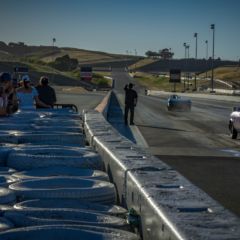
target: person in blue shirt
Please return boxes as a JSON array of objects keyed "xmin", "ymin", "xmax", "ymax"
[{"xmin": 16, "ymin": 75, "xmax": 51, "ymax": 110}]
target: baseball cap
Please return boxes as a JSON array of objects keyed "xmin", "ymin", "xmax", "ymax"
[
  {"xmin": 0, "ymin": 72, "xmax": 12, "ymax": 82},
  {"xmin": 22, "ymin": 75, "xmax": 30, "ymax": 82}
]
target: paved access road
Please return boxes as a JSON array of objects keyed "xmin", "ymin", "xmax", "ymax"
[
  {"xmin": 56, "ymin": 91, "xmax": 106, "ymax": 113},
  {"xmin": 112, "ymin": 68, "xmax": 240, "ymax": 217}
]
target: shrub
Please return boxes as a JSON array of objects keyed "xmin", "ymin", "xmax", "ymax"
[{"xmin": 49, "ymin": 54, "xmax": 78, "ymax": 71}]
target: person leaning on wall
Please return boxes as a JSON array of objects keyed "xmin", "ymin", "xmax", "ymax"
[{"xmin": 35, "ymin": 76, "xmax": 56, "ymax": 108}]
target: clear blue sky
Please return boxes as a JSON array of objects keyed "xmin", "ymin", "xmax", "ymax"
[{"xmin": 0, "ymin": 0, "xmax": 239, "ymax": 60}]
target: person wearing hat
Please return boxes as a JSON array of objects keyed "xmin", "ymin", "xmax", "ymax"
[
  {"xmin": 0, "ymin": 72, "xmax": 17, "ymax": 116},
  {"xmin": 35, "ymin": 76, "xmax": 56, "ymax": 108},
  {"xmin": 16, "ymin": 75, "xmax": 51, "ymax": 110},
  {"xmin": 124, "ymin": 82, "xmax": 138, "ymax": 125}
]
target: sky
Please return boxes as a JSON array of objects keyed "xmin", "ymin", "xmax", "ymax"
[{"xmin": 0, "ymin": 0, "xmax": 240, "ymax": 60}]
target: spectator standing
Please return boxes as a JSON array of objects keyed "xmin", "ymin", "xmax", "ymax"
[
  {"xmin": 16, "ymin": 75, "xmax": 51, "ymax": 110},
  {"xmin": 35, "ymin": 76, "xmax": 56, "ymax": 108},
  {"xmin": 0, "ymin": 72, "xmax": 17, "ymax": 116},
  {"xmin": 0, "ymin": 85, "xmax": 7, "ymax": 116},
  {"xmin": 124, "ymin": 83, "xmax": 138, "ymax": 125}
]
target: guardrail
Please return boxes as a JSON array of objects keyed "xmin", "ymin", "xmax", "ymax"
[
  {"xmin": 206, "ymin": 88, "xmax": 240, "ymax": 95},
  {"xmin": 84, "ymin": 92, "xmax": 240, "ymax": 240}
]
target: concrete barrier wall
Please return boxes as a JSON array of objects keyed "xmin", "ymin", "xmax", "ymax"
[
  {"xmin": 94, "ymin": 90, "xmax": 112, "ymax": 119},
  {"xmin": 84, "ymin": 92, "xmax": 240, "ymax": 240}
]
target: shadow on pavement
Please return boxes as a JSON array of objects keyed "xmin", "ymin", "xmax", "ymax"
[
  {"xmin": 107, "ymin": 93, "xmax": 136, "ymax": 143},
  {"xmin": 137, "ymin": 124, "xmax": 188, "ymax": 132}
]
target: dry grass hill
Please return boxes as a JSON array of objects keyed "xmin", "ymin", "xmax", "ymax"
[
  {"xmin": 0, "ymin": 41, "xmax": 239, "ymax": 91},
  {"xmin": 0, "ymin": 41, "xmax": 137, "ymax": 89}
]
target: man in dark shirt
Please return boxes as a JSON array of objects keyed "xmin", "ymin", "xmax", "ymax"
[
  {"xmin": 124, "ymin": 83, "xmax": 138, "ymax": 125},
  {"xmin": 36, "ymin": 76, "xmax": 56, "ymax": 108}
]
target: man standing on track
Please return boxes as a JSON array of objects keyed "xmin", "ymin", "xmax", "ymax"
[{"xmin": 124, "ymin": 83, "xmax": 138, "ymax": 125}]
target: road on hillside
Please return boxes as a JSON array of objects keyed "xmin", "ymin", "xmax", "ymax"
[{"xmin": 112, "ymin": 68, "xmax": 240, "ymax": 217}]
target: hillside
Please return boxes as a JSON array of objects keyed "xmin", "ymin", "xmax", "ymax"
[
  {"xmin": 2, "ymin": 41, "xmax": 239, "ymax": 91},
  {"xmin": 0, "ymin": 41, "xmax": 138, "ymax": 89},
  {"xmin": 199, "ymin": 66, "xmax": 240, "ymax": 89},
  {"xmin": 0, "ymin": 41, "xmax": 135, "ymax": 64},
  {"xmin": 0, "ymin": 60, "xmax": 92, "ymax": 88}
]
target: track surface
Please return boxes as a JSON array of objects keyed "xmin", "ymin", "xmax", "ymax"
[
  {"xmin": 57, "ymin": 71, "xmax": 240, "ymax": 217},
  {"xmin": 112, "ymin": 68, "xmax": 240, "ymax": 217}
]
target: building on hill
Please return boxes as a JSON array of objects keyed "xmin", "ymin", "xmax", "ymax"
[
  {"xmin": 145, "ymin": 48, "xmax": 174, "ymax": 59},
  {"xmin": 8, "ymin": 42, "xmax": 26, "ymax": 47},
  {"xmin": 159, "ymin": 48, "xmax": 174, "ymax": 60}
]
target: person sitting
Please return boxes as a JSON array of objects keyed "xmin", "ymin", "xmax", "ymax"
[
  {"xmin": 35, "ymin": 76, "xmax": 56, "ymax": 108},
  {"xmin": 16, "ymin": 75, "xmax": 51, "ymax": 110}
]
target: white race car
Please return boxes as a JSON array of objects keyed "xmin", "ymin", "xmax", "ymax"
[{"xmin": 229, "ymin": 107, "xmax": 240, "ymax": 139}]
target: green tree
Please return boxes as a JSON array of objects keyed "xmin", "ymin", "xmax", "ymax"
[{"xmin": 49, "ymin": 54, "xmax": 78, "ymax": 71}]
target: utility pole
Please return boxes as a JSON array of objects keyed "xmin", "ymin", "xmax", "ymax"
[
  {"xmin": 194, "ymin": 33, "xmax": 198, "ymax": 91},
  {"xmin": 52, "ymin": 38, "xmax": 56, "ymax": 62},
  {"xmin": 183, "ymin": 43, "xmax": 187, "ymax": 91},
  {"xmin": 134, "ymin": 49, "xmax": 137, "ymax": 71},
  {"xmin": 186, "ymin": 44, "xmax": 190, "ymax": 90},
  {"xmin": 51, "ymin": 38, "xmax": 56, "ymax": 82},
  {"xmin": 210, "ymin": 24, "xmax": 215, "ymax": 93},
  {"xmin": 205, "ymin": 40, "xmax": 208, "ymax": 80},
  {"xmin": 52, "ymin": 38, "xmax": 56, "ymax": 47}
]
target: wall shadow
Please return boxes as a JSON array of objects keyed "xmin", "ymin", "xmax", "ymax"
[{"xmin": 107, "ymin": 93, "xmax": 136, "ymax": 143}]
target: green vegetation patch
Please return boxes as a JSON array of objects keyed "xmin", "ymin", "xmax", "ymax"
[
  {"xmin": 133, "ymin": 72, "xmax": 184, "ymax": 91},
  {"xmin": 92, "ymin": 73, "xmax": 112, "ymax": 87},
  {"xmin": 200, "ymin": 66, "xmax": 240, "ymax": 82}
]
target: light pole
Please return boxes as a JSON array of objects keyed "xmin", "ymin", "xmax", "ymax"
[
  {"xmin": 186, "ymin": 44, "xmax": 190, "ymax": 90},
  {"xmin": 51, "ymin": 38, "xmax": 56, "ymax": 82},
  {"xmin": 183, "ymin": 43, "xmax": 187, "ymax": 91},
  {"xmin": 134, "ymin": 49, "xmax": 137, "ymax": 71},
  {"xmin": 52, "ymin": 38, "xmax": 56, "ymax": 47},
  {"xmin": 210, "ymin": 24, "xmax": 215, "ymax": 93},
  {"xmin": 193, "ymin": 33, "xmax": 198, "ymax": 91},
  {"xmin": 205, "ymin": 40, "xmax": 208, "ymax": 80},
  {"xmin": 52, "ymin": 38, "xmax": 56, "ymax": 61}
]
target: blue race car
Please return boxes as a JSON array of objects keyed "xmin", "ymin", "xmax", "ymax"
[{"xmin": 167, "ymin": 95, "xmax": 191, "ymax": 111}]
